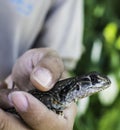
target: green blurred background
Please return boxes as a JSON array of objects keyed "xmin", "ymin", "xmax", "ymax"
[{"xmin": 73, "ymin": 0, "xmax": 120, "ymax": 130}]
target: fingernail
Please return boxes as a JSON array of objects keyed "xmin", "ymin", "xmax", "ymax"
[
  {"xmin": 8, "ymin": 92, "xmax": 28, "ymax": 112},
  {"xmin": 32, "ymin": 67, "xmax": 52, "ymax": 88}
]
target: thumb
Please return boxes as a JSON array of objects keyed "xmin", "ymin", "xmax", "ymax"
[
  {"xmin": 12, "ymin": 48, "xmax": 64, "ymax": 91},
  {"xmin": 30, "ymin": 51, "xmax": 64, "ymax": 91}
]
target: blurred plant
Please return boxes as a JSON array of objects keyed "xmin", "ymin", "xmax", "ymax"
[{"xmin": 73, "ymin": 0, "xmax": 120, "ymax": 130}]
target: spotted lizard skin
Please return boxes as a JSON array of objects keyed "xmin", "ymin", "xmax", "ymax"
[{"xmin": 5, "ymin": 72, "xmax": 111, "ymax": 114}]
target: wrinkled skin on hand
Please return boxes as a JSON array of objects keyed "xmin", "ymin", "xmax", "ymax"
[{"xmin": 0, "ymin": 48, "xmax": 77, "ymax": 130}]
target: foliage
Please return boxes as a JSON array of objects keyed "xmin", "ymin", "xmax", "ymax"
[{"xmin": 73, "ymin": 0, "xmax": 120, "ymax": 130}]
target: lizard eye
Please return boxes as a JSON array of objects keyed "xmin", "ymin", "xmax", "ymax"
[{"xmin": 90, "ymin": 75, "xmax": 99, "ymax": 83}]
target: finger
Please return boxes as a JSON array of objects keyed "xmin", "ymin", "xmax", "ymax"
[
  {"xmin": 0, "ymin": 77, "xmax": 17, "ymax": 109},
  {"xmin": 30, "ymin": 50, "xmax": 64, "ymax": 91},
  {"xmin": 0, "ymin": 81, "xmax": 18, "ymax": 109},
  {"xmin": 63, "ymin": 102, "xmax": 77, "ymax": 129},
  {"xmin": 0, "ymin": 80, "xmax": 19, "ymax": 109},
  {"xmin": 0, "ymin": 88, "xmax": 20, "ymax": 109},
  {"xmin": 0, "ymin": 81, "xmax": 7, "ymax": 89},
  {"xmin": 0, "ymin": 89, "xmax": 12, "ymax": 109},
  {"xmin": 8, "ymin": 91, "xmax": 74, "ymax": 130},
  {"xmin": 12, "ymin": 48, "xmax": 64, "ymax": 91},
  {"xmin": 5, "ymin": 75, "xmax": 14, "ymax": 89},
  {"xmin": 0, "ymin": 109, "xmax": 30, "ymax": 130}
]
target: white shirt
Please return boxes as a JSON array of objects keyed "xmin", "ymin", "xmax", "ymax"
[{"xmin": 0, "ymin": 0, "xmax": 84, "ymax": 79}]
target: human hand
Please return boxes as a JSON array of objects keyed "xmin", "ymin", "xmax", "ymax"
[{"xmin": 0, "ymin": 48, "xmax": 77, "ymax": 130}]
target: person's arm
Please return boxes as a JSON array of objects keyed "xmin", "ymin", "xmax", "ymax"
[{"xmin": 36, "ymin": 0, "xmax": 84, "ymax": 70}]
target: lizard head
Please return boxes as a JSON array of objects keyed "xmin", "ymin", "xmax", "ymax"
[{"xmin": 65, "ymin": 72, "xmax": 111, "ymax": 103}]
